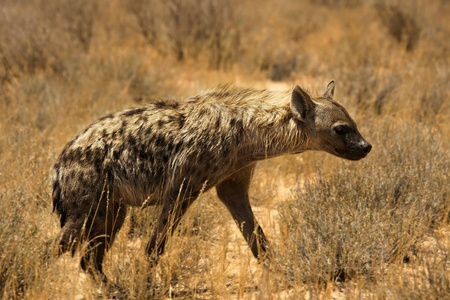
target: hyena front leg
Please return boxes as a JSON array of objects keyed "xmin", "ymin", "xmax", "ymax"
[
  {"xmin": 216, "ymin": 164, "xmax": 270, "ymax": 261},
  {"xmin": 145, "ymin": 196, "xmax": 195, "ymax": 264}
]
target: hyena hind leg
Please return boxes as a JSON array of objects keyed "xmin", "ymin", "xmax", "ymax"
[
  {"xmin": 57, "ymin": 219, "xmax": 85, "ymax": 256},
  {"xmin": 80, "ymin": 202, "xmax": 127, "ymax": 278},
  {"xmin": 145, "ymin": 197, "xmax": 195, "ymax": 264}
]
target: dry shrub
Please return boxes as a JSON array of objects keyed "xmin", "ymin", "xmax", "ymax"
[
  {"xmin": 128, "ymin": 0, "xmax": 241, "ymax": 69},
  {"xmin": 0, "ymin": 190, "xmax": 54, "ymax": 298},
  {"xmin": 267, "ymin": 55, "xmax": 298, "ymax": 82},
  {"xmin": 241, "ymin": 0, "xmax": 323, "ymax": 80},
  {"xmin": 0, "ymin": 1, "xmax": 64, "ymax": 82},
  {"xmin": 0, "ymin": 0, "xmax": 99, "ymax": 83},
  {"xmin": 278, "ymin": 120, "xmax": 448, "ymax": 284},
  {"xmin": 54, "ymin": 0, "xmax": 99, "ymax": 52},
  {"xmin": 127, "ymin": 63, "xmax": 176, "ymax": 104},
  {"xmin": 375, "ymin": 236, "xmax": 450, "ymax": 299},
  {"xmin": 0, "ymin": 122, "xmax": 57, "ymax": 298},
  {"xmin": 375, "ymin": 2, "xmax": 421, "ymax": 51}
]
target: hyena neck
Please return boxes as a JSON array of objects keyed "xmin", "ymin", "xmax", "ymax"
[
  {"xmin": 237, "ymin": 100, "xmax": 309, "ymax": 161},
  {"xmin": 193, "ymin": 86, "xmax": 309, "ymax": 162}
]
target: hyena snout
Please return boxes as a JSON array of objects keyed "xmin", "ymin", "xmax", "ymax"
[
  {"xmin": 339, "ymin": 134, "xmax": 372, "ymax": 160},
  {"xmin": 329, "ymin": 126, "xmax": 372, "ymax": 161},
  {"xmin": 359, "ymin": 140, "xmax": 372, "ymax": 154}
]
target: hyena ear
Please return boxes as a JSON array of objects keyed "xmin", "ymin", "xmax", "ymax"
[
  {"xmin": 323, "ymin": 80, "xmax": 335, "ymax": 99},
  {"xmin": 291, "ymin": 85, "xmax": 315, "ymax": 122}
]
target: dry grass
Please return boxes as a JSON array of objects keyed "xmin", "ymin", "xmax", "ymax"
[
  {"xmin": 278, "ymin": 120, "xmax": 448, "ymax": 283},
  {"xmin": 127, "ymin": 0, "xmax": 241, "ymax": 70},
  {"xmin": 0, "ymin": 0, "xmax": 448, "ymax": 298}
]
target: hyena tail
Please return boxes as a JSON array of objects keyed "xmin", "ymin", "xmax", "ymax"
[
  {"xmin": 52, "ymin": 168, "xmax": 81, "ymax": 256},
  {"xmin": 52, "ymin": 177, "xmax": 66, "ymax": 227}
]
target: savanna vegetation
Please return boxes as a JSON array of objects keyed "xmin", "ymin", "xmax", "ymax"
[{"xmin": 0, "ymin": 0, "xmax": 448, "ymax": 298}]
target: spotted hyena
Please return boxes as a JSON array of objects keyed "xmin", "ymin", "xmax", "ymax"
[{"xmin": 52, "ymin": 81, "xmax": 371, "ymax": 278}]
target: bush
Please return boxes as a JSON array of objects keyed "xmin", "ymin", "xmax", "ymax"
[
  {"xmin": 55, "ymin": 0, "xmax": 99, "ymax": 52},
  {"xmin": 128, "ymin": 0, "xmax": 241, "ymax": 69},
  {"xmin": 0, "ymin": 2, "xmax": 63, "ymax": 82},
  {"xmin": 278, "ymin": 120, "xmax": 449, "ymax": 284},
  {"xmin": 376, "ymin": 3, "xmax": 421, "ymax": 51}
]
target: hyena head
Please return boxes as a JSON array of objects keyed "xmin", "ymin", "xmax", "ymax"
[{"xmin": 290, "ymin": 81, "xmax": 372, "ymax": 160}]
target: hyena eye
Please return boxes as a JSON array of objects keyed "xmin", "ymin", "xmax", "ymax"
[{"xmin": 334, "ymin": 125, "xmax": 349, "ymax": 135}]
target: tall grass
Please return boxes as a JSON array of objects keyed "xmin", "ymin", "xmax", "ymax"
[
  {"xmin": 278, "ymin": 120, "xmax": 448, "ymax": 285},
  {"xmin": 128, "ymin": 0, "xmax": 241, "ymax": 69}
]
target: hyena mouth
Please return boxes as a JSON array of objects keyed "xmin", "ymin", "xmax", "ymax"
[{"xmin": 334, "ymin": 148, "xmax": 368, "ymax": 161}]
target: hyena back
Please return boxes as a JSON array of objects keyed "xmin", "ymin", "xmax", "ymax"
[{"xmin": 53, "ymin": 81, "xmax": 371, "ymax": 277}]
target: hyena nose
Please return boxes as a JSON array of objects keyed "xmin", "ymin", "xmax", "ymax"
[{"xmin": 361, "ymin": 142, "xmax": 372, "ymax": 154}]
